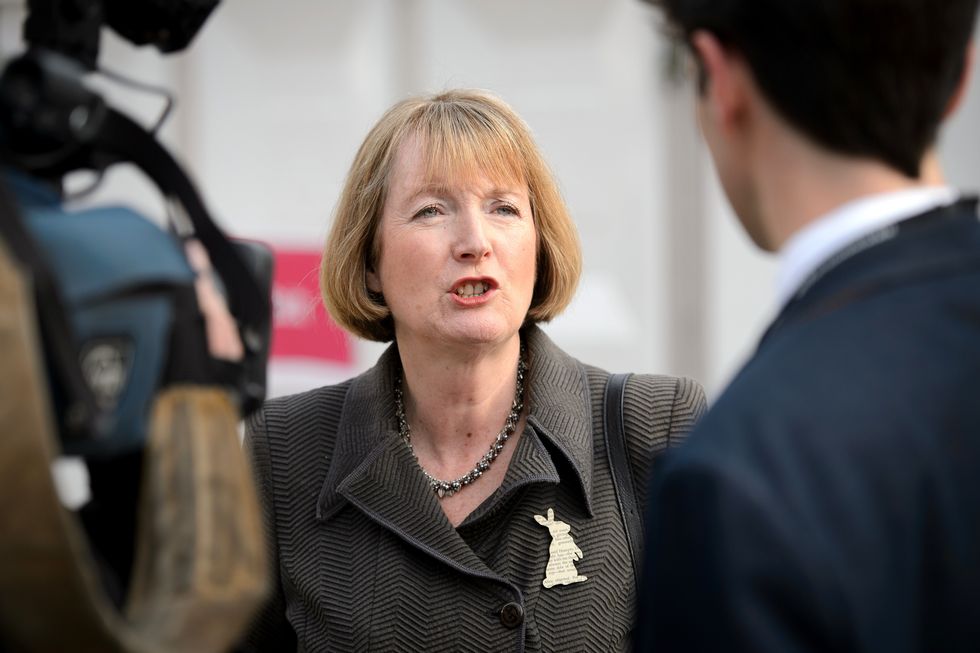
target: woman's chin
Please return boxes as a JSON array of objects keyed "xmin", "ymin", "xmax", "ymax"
[
  {"xmin": 435, "ymin": 318, "xmax": 520, "ymax": 349},
  {"xmin": 393, "ymin": 311, "xmax": 525, "ymax": 351}
]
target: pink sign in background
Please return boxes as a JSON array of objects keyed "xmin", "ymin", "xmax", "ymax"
[{"xmin": 270, "ymin": 248, "xmax": 352, "ymax": 364}]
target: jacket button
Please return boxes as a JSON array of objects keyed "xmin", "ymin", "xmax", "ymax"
[{"xmin": 499, "ymin": 602, "xmax": 524, "ymax": 628}]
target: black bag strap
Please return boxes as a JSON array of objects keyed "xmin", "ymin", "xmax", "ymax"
[
  {"xmin": 92, "ymin": 107, "xmax": 271, "ymax": 416},
  {"xmin": 93, "ymin": 107, "xmax": 270, "ymax": 339},
  {"xmin": 603, "ymin": 372, "xmax": 643, "ymax": 596}
]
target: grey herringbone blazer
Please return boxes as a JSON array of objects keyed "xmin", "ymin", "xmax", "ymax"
[{"xmin": 241, "ymin": 326, "xmax": 705, "ymax": 652}]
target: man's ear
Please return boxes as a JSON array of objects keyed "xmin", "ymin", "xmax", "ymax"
[
  {"xmin": 690, "ymin": 30, "xmax": 748, "ymax": 132},
  {"xmin": 944, "ymin": 41, "xmax": 975, "ymax": 120}
]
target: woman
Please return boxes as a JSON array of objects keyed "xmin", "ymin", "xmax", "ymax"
[{"xmin": 243, "ymin": 90, "xmax": 706, "ymax": 651}]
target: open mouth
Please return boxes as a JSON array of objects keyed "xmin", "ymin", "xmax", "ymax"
[{"xmin": 455, "ymin": 280, "xmax": 492, "ymax": 298}]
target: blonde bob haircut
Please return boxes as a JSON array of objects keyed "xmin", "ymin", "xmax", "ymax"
[{"xmin": 321, "ymin": 89, "xmax": 582, "ymax": 342}]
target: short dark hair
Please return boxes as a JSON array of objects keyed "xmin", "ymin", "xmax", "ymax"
[{"xmin": 646, "ymin": 0, "xmax": 979, "ymax": 178}]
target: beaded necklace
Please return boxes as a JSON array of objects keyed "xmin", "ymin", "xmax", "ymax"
[{"xmin": 394, "ymin": 348, "xmax": 527, "ymax": 499}]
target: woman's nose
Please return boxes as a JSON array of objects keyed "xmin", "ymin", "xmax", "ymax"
[{"xmin": 452, "ymin": 209, "xmax": 491, "ymax": 261}]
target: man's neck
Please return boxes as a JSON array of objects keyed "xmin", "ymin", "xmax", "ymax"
[
  {"xmin": 774, "ymin": 184, "xmax": 958, "ymax": 308},
  {"xmin": 754, "ymin": 130, "xmax": 929, "ymax": 251}
]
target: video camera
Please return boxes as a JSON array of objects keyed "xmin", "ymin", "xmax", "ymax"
[{"xmin": 0, "ymin": 1, "xmax": 272, "ymax": 651}]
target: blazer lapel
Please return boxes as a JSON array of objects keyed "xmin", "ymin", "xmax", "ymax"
[
  {"xmin": 313, "ymin": 325, "xmax": 600, "ymax": 580},
  {"xmin": 523, "ymin": 326, "xmax": 595, "ymax": 517},
  {"xmin": 314, "ymin": 344, "xmax": 500, "ymax": 582},
  {"xmin": 338, "ymin": 436, "xmax": 500, "ymax": 580}
]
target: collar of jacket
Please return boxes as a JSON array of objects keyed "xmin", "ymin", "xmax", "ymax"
[
  {"xmin": 758, "ymin": 196, "xmax": 980, "ymax": 350},
  {"xmin": 315, "ymin": 324, "xmax": 596, "ymax": 527}
]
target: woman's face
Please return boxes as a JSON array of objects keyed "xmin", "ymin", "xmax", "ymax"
[{"xmin": 367, "ymin": 136, "xmax": 537, "ymax": 352}]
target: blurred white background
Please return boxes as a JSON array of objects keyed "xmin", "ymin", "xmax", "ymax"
[{"xmin": 3, "ymin": 0, "xmax": 978, "ymax": 401}]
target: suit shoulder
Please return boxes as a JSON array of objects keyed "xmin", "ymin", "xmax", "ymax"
[
  {"xmin": 629, "ymin": 374, "xmax": 707, "ymax": 423},
  {"xmin": 579, "ymin": 366, "xmax": 706, "ymax": 434},
  {"xmin": 262, "ymin": 381, "xmax": 353, "ymax": 423},
  {"xmin": 244, "ymin": 379, "xmax": 356, "ymax": 497},
  {"xmin": 247, "ymin": 380, "xmax": 354, "ymax": 450}
]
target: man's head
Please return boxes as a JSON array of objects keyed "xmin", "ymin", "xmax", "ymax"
[{"xmin": 648, "ymin": 0, "xmax": 978, "ymax": 180}]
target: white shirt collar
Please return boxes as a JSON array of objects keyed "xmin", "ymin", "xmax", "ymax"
[{"xmin": 776, "ymin": 186, "xmax": 959, "ymax": 308}]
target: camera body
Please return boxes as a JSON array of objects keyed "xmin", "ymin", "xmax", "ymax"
[
  {"xmin": 0, "ymin": 2, "xmax": 273, "ymax": 650},
  {"xmin": 0, "ymin": 12, "xmax": 272, "ymax": 456},
  {"xmin": 25, "ymin": 0, "xmax": 221, "ymax": 69}
]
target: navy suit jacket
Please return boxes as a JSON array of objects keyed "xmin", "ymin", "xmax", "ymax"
[{"xmin": 635, "ymin": 199, "xmax": 980, "ymax": 652}]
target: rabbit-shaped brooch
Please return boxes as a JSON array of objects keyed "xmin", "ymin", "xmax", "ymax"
[{"xmin": 533, "ymin": 508, "xmax": 588, "ymax": 588}]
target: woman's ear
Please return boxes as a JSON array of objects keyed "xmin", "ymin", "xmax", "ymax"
[{"xmin": 366, "ymin": 266, "xmax": 382, "ymax": 293}]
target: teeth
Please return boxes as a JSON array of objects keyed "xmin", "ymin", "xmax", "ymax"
[{"xmin": 456, "ymin": 281, "xmax": 489, "ymax": 298}]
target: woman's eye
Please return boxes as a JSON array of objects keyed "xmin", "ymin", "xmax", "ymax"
[
  {"xmin": 413, "ymin": 205, "xmax": 441, "ymax": 219},
  {"xmin": 494, "ymin": 204, "xmax": 520, "ymax": 216}
]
